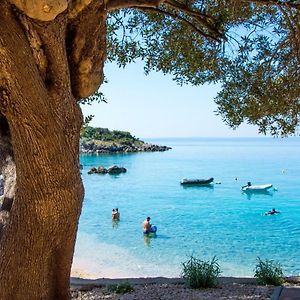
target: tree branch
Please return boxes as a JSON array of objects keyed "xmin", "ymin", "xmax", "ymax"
[
  {"xmin": 107, "ymin": 0, "xmax": 224, "ymax": 40},
  {"xmin": 134, "ymin": 6, "xmax": 221, "ymax": 41},
  {"xmin": 164, "ymin": 0, "xmax": 215, "ymax": 22},
  {"xmin": 106, "ymin": 0, "xmax": 163, "ymax": 11},
  {"xmin": 241, "ymin": 0, "xmax": 300, "ymax": 9},
  {"xmin": 163, "ymin": 0, "xmax": 224, "ymax": 38}
]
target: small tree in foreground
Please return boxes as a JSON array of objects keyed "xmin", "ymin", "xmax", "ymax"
[
  {"xmin": 254, "ymin": 257, "xmax": 284, "ymax": 286},
  {"xmin": 181, "ymin": 255, "xmax": 221, "ymax": 288}
]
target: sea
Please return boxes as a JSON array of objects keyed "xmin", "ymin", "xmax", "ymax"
[{"xmin": 72, "ymin": 137, "xmax": 300, "ymax": 279}]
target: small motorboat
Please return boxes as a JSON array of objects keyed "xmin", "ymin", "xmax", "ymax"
[
  {"xmin": 242, "ymin": 184, "xmax": 273, "ymax": 192},
  {"xmin": 180, "ymin": 177, "xmax": 214, "ymax": 185}
]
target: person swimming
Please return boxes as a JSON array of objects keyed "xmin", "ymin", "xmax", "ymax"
[
  {"xmin": 242, "ymin": 181, "xmax": 252, "ymax": 189},
  {"xmin": 265, "ymin": 208, "xmax": 280, "ymax": 215}
]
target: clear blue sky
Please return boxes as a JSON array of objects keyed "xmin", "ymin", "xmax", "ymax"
[{"xmin": 81, "ymin": 62, "xmax": 260, "ymax": 138}]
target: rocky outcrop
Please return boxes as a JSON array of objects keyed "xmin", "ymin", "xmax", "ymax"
[
  {"xmin": 80, "ymin": 142, "xmax": 171, "ymax": 154},
  {"xmin": 107, "ymin": 165, "xmax": 126, "ymax": 174},
  {"xmin": 80, "ymin": 126, "xmax": 171, "ymax": 154},
  {"xmin": 88, "ymin": 165, "xmax": 127, "ymax": 175},
  {"xmin": 97, "ymin": 166, "xmax": 108, "ymax": 174}
]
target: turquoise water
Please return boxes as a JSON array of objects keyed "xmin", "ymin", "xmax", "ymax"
[{"xmin": 73, "ymin": 137, "xmax": 300, "ymax": 278}]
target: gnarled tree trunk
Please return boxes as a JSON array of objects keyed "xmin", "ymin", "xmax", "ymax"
[
  {"xmin": 0, "ymin": 1, "xmax": 105, "ymax": 298},
  {"xmin": 0, "ymin": 0, "xmax": 221, "ymax": 298}
]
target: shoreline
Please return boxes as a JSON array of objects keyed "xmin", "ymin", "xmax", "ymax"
[
  {"xmin": 70, "ymin": 275, "xmax": 258, "ymax": 287},
  {"xmin": 70, "ymin": 264, "xmax": 300, "ymax": 286},
  {"xmin": 70, "ymin": 264, "xmax": 254, "ymax": 281}
]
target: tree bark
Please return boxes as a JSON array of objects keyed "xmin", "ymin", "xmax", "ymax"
[{"xmin": 0, "ymin": 2, "xmax": 84, "ymax": 299}]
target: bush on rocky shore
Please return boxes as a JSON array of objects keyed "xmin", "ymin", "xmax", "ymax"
[
  {"xmin": 181, "ymin": 255, "xmax": 221, "ymax": 288},
  {"xmin": 254, "ymin": 257, "xmax": 284, "ymax": 286}
]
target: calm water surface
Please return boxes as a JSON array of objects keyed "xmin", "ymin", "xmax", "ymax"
[{"xmin": 73, "ymin": 137, "xmax": 300, "ymax": 278}]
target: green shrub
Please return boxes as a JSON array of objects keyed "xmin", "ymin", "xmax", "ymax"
[
  {"xmin": 181, "ymin": 255, "xmax": 221, "ymax": 288},
  {"xmin": 254, "ymin": 257, "xmax": 284, "ymax": 286},
  {"xmin": 107, "ymin": 281, "xmax": 134, "ymax": 294}
]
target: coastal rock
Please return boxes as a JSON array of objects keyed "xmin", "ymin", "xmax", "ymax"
[
  {"xmin": 87, "ymin": 165, "xmax": 126, "ymax": 175},
  {"xmin": 80, "ymin": 141, "xmax": 171, "ymax": 154},
  {"xmin": 87, "ymin": 167, "xmax": 98, "ymax": 174},
  {"xmin": 97, "ymin": 166, "xmax": 108, "ymax": 174},
  {"xmin": 107, "ymin": 165, "xmax": 127, "ymax": 174},
  {"xmin": 140, "ymin": 143, "xmax": 172, "ymax": 152}
]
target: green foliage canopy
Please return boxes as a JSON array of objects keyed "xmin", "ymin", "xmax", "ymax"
[{"xmin": 103, "ymin": 0, "xmax": 300, "ymax": 136}]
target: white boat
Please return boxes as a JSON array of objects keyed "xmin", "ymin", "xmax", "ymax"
[{"xmin": 242, "ymin": 184, "xmax": 273, "ymax": 192}]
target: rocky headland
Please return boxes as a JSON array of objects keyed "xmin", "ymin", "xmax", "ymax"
[{"xmin": 80, "ymin": 127, "xmax": 171, "ymax": 154}]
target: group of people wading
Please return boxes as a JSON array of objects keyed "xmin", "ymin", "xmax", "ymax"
[{"xmin": 111, "ymin": 209, "xmax": 156, "ymax": 235}]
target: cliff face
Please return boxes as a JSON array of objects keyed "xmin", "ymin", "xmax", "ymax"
[{"xmin": 80, "ymin": 127, "xmax": 171, "ymax": 154}]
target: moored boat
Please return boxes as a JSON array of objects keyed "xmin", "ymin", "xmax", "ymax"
[
  {"xmin": 242, "ymin": 184, "xmax": 273, "ymax": 192},
  {"xmin": 180, "ymin": 177, "xmax": 214, "ymax": 185}
]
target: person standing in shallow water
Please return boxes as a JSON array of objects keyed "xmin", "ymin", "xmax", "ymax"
[
  {"xmin": 143, "ymin": 217, "xmax": 151, "ymax": 234},
  {"xmin": 112, "ymin": 208, "xmax": 117, "ymax": 220},
  {"xmin": 112, "ymin": 208, "xmax": 120, "ymax": 220},
  {"xmin": 115, "ymin": 208, "xmax": 120, "ymax": 220}
]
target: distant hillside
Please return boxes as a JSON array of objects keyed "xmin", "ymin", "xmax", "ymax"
[{"xmin": 80, "ymin": 127, "xmax": 171, "ymax": 154}]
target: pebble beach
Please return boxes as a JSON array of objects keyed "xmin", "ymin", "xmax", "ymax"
[
  {"xmin": 70, "ymin": 277, "xmax": 281, "ymax": 300},
  {"xmin": 71, "ymin": 282, "xmax": 275, "ymax": 300}
]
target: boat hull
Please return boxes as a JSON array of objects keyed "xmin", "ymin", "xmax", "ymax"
[
  {"xmin": 180, "ymin": 177, "xmax": 214, "ymax": 185},
  {"xmin": 242, "ymin": 184, "xmax": 273, "ymax": 192}
]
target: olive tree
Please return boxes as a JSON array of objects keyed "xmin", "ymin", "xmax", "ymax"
[{"xmin": 0, "ymin": 1, "xmax": 298, "ymax": 299}]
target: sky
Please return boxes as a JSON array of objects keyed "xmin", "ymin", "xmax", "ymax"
[{"xmin": 81, "ymin": 62, "xmax": 261, "ymax": 139}]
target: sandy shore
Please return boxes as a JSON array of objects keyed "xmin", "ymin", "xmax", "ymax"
[
  {"xmin": 71, "ymin": 265, "xmax": 140, "ymax": 280},
  {"xmin": 71, "ymin": 277, "xmax": 277, "ymax": 300}
]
